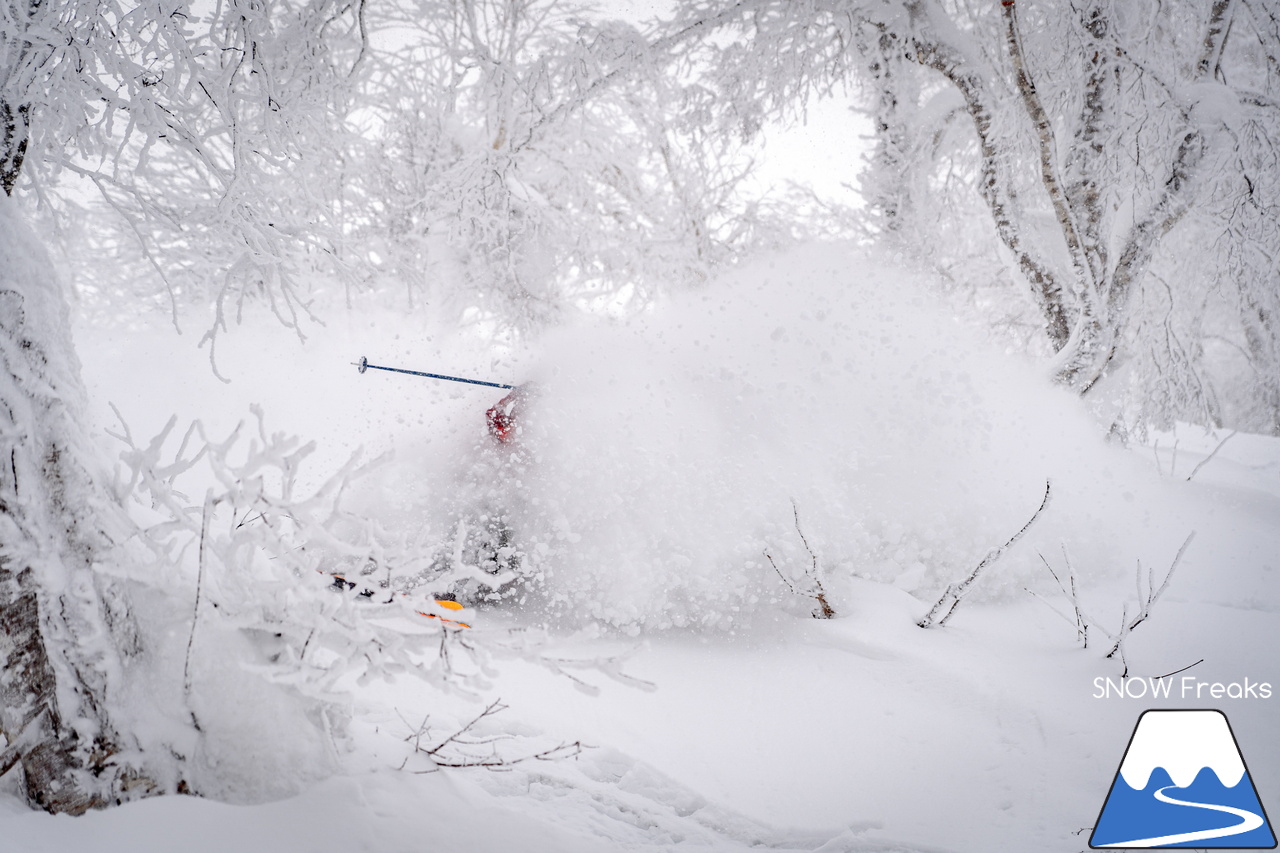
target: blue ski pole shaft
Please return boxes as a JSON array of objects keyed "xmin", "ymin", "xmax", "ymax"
[{"xmin": 353, "ymin": 356, "xmax": 514, "ymax": 390}]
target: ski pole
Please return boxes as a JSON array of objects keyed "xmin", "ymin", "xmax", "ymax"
[{"xmin": 352, "ymin": 356, "xmax": 514, "ymax": 390}]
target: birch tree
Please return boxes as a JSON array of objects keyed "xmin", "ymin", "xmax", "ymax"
[{"xmin": 666, "ymin": 0, "xmax": 1280, "ymax": 433}]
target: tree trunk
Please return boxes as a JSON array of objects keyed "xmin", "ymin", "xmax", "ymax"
[
  {"xmin": 1, "ymin": 100, "xmax": 30, "ymax": 197},
  {"xmin": 0, "ymin": 197, "xmax": 142, "ymax": 813},
  {"xmin": 2, "ymin": 0, "xmax": 43, "ymax": 198},
  {"xmin": 0, "ymin": 569, "xmax": 111, "ymax": 814},
  {"xmin": 904, "ymin": 4, "xmax": 1073, "ymax": 351},
  {"xmin": 858, "ymin": 27, "xmax": 912, "ymax": 235}
]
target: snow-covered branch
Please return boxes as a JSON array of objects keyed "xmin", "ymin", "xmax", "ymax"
[{"xmin": 919, "ymin": 480, "xmax": 1051, "ymax": 629}]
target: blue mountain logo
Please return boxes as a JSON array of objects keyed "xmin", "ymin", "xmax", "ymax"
[{"xmin": 1091, "ymin": 709, "xmax": 1276, "ymax": 848}]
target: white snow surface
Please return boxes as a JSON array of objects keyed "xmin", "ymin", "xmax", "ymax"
[
  {"xmin": 2, "ymin": 241, "xmax": 1277, "ymax": 851},
  {"xmin": 1118, "ymin": 710, "xmax": 1246, "ymax": 790}
]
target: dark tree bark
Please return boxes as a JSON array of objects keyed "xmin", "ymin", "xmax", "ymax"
[
  {"xmin": 0, "ymin": 199, "xmax": 143, "ymax": 813},
  {"xmin": 1, "ymin": 0, "xmax": 42, "ymax": 197},
  {"xmin": 1, "ymin": 100, "xmax": 29, "ymax": 196},
  {"xmin": 0, "ymin": 569, "xmax": 112, "ymax": 814}
]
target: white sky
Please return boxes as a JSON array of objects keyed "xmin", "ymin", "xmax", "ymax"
[{"xmin": 747, "ymin": 96, "xmax": 870, "ymax": 209}]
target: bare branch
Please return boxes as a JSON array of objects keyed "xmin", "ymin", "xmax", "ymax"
[
  {"xmin": 765, "ymin": 498, "xmax": 835, "ymax": 619},
  {"xmin": 920, "ymin": 480, "xmax": 1051, "ymax": 629},
  {"xmin": 182, "ymin": 492, "xmax": 214, "ymax": 703},
  {"xmin": 1030, "ymin": 546, "xmax": 1089, "ymax": 647},
  {"xmin": 1104, "ymin": 531, "xmax": 1195, "ymax": 660},
  {"xmin": 1153, "ymin": 658, "xmax": 1205, "ymax": 680},
  {"xmin": 401, "ymin": 698, "xmax": 586, "ymax": 773},
  {"xmin": 1185, "ymin": 431, "xmax": 1237, "ymax": 481}
]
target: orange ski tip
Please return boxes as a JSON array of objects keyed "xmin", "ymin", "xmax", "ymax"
[
  {"xmin": 415, "ymin": 610, "xmax": 472, "ymax": 629},
  {"xmin": 435, "ymin": 599, "xmax": 465, "ymax": 611}
]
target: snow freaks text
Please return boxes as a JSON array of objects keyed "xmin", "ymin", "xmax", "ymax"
[{"xmin": 1093, "ymin": 677, "xmax": 1274, "ymax": 701}]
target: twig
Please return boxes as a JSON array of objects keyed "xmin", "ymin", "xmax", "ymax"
[
  {"xmin": 416, "ymin": 741, "xmax": 584, "ymax": 772},
  {"xmin": 400, "ymin": 699, "xmax": 585, "ymax": 774},
  {"xmin": 764, "ymin": 550, "xmax": 798, "ymax": 595},
  {"xmin": 1152, "ymin": 658, "xmax": 1204, "ymax": 680},
  {"xmin": 420, "ymin": 699, "xmax": 510, "ymax": 759},
  {"xmin": 1042, "ymin": 533, "xmax": 1194, "ymax": 677},
  {"xmin": 1185, "ymin": 431, "xmax": 1237, "ymax": 481},
  {"xmin": 919, "ymin": 479, "xmax": 1052, "ymax": 628},
  {"xmin": 183, "ymin": 491, "xmax": 214, "ymax": 697},
  {"xmin": 396, "ymin": 709, "xmax": 434, "ymax": 754},
  {"xmin": 1032, "ymin": 546, "xmax": 1088, "ymax": 647},
  {"xmin": 1104, "ymin": 531, "xmax": 1194, "ymax": 660},
  {"xmin": 791, "ymin": 500, "xmax": 835, "ymax": 619},
  {"xmin": 765, "ymin": 500, "xmax": 835, "ymax": 619}
]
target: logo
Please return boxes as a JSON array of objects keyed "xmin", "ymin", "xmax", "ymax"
[{"xmin": 1091, "ymin": 710, "xmax": 1276, "ymax": 848}]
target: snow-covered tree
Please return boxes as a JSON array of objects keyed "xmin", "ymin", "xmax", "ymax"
[
  {"xmin": 664, "ymin": 0, "xmax": 1280, "ymax": 434},
  {"xmin": 3, "ymin": 0, "xmax": 368, "ymax": 373},
  {"xmin": 36, "ymin": 0, "xmax": 798, "ymax": 343},
  {"xmin": 1, "ymin": 0, "xmax": 366, "ymax": 811},
  {"xmin": 4, "ymin": 0, "xmax": 757, "ymax": 812},
  {"xmin": 346, "ymin": 0, "xmax": 780, "ymax": 330},
  {"xmin": 0, "ymin": 197, "xmax": 142, "ymax": 813}
]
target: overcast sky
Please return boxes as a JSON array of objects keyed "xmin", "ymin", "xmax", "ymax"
[{"xmin": 599, "ymin": 0, "xmax": 869, "ymax": 208}]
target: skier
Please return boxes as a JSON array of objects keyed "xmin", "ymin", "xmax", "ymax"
[
  {"xmin": 352, "ymin": 357, "xmax": 534, "ymax": 602},
  {"xmin": 485, "ymin": 383, "xmax": 534, "ymax": 445}
]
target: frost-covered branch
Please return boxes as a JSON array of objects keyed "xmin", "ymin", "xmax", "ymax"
[
  {"xmin": 1102, "ymin": 532, "xmax": 1195, "ymax": 665},
  {"xmin": 1027, "ymin": 545, "xmax": 1089, "ymax": 648},
  {"xmin": 919, "ymin": 479, "xmax": 1051, "ymax": 629},
  {"xmin": 108, "ymin": 406, "xmax": 490, "ymax": 705},
  {"xmin": 1185, "ymin": 431, "xmax": 1238, "ymax": 482},
  {"xmin": 1033, "ymin": 533, "xmax": 1195, "ymax": 677},
  {"xmin": 398, "ymin": 698, "xmax": 584, "ymax": 773},
  {"xmin": 764, "ymin": 498, "xmax": 834, "ymax": 619}
]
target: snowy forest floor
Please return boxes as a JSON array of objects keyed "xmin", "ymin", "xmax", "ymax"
[{"xmin": 2, "ymin": 248, "xmax": 1278, "ymax": 852}]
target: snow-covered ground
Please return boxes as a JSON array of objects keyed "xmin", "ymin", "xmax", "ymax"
[{"xmin": 4, "ymin": 244, "xmax": 1277, "ymax": 852}]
